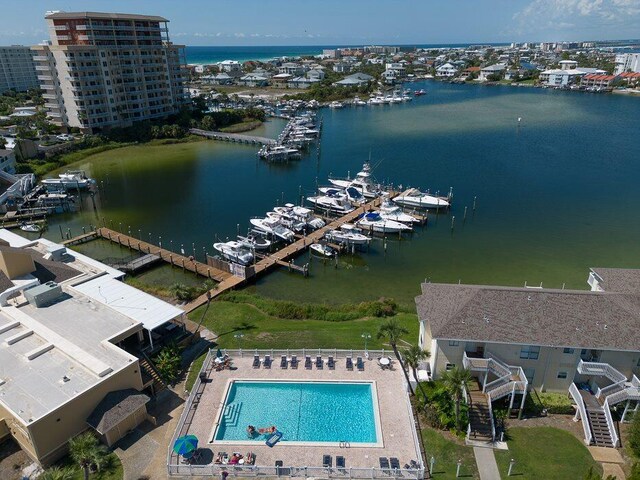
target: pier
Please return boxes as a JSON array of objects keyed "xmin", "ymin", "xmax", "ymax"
[{"xmin": 189, "ymin": 128, "xmax": 276, "ymax": 146}]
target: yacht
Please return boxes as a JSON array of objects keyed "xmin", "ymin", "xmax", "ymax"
[
  {"xmin": 391, "ymin": 93, "xmax": 403, "ymax": 103},
  {"xmin": 310, "ymin": 243, "xmax": 337, "ymax": 258},
  {"xmin": 319, "ymin": 186, "xmax": 365, "ymax": 204},
  {"xmin": 274, "ymin": 204, "xmax": 325, "ymax": 230},
  {"xmin": 306, "ymin": 193, "xmax": 355, "ymax": 215},
  {"xmin": 328, "ymin": 162, "xmax": 385, "ymax": 199},
  {"xmin": 249, "ymin": 217, "xmax": 295, "ymax": 242},
  {"xmin": 266, "ymin": 211, "xmax": 306, "ymax": 232},
  {"xmin": 414, "ymin": 89, "xmax": 426, "ymax": 96},
  {"xmin": 213, "ymin": 241, "xmax": 254, "ymax": 265},
  {"xmin": 328, "ymin": 101, "xmax": 344, "ymax": 109},
  {"xmin": 353, "ymin": 96, "xmax": 367, "ymax": 106},
  {"xmin": 401, "ymin": 94, "xmax": 413, "ymax": 102},
  {"xmin": 19, "ymin": 223, "xmax": 41, "ymax": 233},
  {"xmin": 324, "ymin": 225, "xmax": 371, "ymax": 246},
  {"xmin": 368, "ymin": 97, "xmax": 384, "ymax": 105},
  {"xmin": 237, "ymin": 234, "xmax": 272, "ymax": 251},
  {"xmin": 378, "ymin": 201, "xmax": 420, "ymax": 223},
  {"xmin": 356, "ymin": 212, "xmax": 412, "ymax": 234},
  {"xmin": 42, "ymin": 170, "xmax": 95, "ymax": 190},
  {"xmin": 258, "ymin": 145, "xmax": 301, "ymax": 162},
  {"xmin": 393, "ymin": 189, "xmax": 450, "ymax": 209}
]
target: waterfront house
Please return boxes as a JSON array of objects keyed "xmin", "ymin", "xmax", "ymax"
[
  {"xmin": 385, "ymin": 62, "xmax": 407, "ymax": 78},
  {"xmin": 617, "ymin": 72, "xmax": 640, "ymax": 87},
  {"xmin": 459, "ymin": 66, "xmax": 480, "ymax": 80},
  {"xmin": 416, "ymin": 267, "xmax": 640, "ymax": 447},
  {"xmin": 381, "ymin": 69, "xmax": 398, "ymax": 84},
  {"xmin": 479, "ymin": 63, "xmax": 507, "ymax": 81},
  {"xmin": 218, "ymin": 60, "xmax": 243, "ymax": 74},
  {"xmin": 581, "ymin": 74, "xmax": 616, "ymax": 89},
  {"xmin": 436, "ymin": 62, "xmax": 458, "ymax": 77},
  {"xmin": 333, "ymin": 72, "xmax": 374, "ymax": 87},
  {"xmin": 0, "ymin": 229, "xmax": 188, "ymax": 465}
]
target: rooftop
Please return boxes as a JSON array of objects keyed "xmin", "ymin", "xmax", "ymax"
[
  {"xmin": 416, "ymin": 282, "xmax": 640, "ymax": 352},
  {"xmin": 45, "ymin": 11, "xmax": 168, "ymax": 22},
  {"xmin": 591, "ymin": 268, "xmax": 640, "ymax": 294}
]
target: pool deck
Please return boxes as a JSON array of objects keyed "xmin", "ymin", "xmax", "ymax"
[{"xmin": 178, "ymin": 353, "xmax": 422, "ymax": 473}]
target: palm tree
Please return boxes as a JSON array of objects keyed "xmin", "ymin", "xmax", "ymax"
[
  {"xmin": 440, "ymin": 366, "xmax": 472, "ymax": 431},
  {"xmin": 403, "ymin": 345, "xmax": 430, "ymax": 400},
  {"xmin": 38, "ymin": 466, "xmax": 75, "ymax": 480},
  {"xmin": 376, "ymin": 318, "xmax": 413, "ymax": 394},
  {"xmin": 69, "ymin": 432, "xmax": 108, "ymax": 480}
]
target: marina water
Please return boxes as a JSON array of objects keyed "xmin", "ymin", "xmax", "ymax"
[{"xmin": 43, "ymin": 81, "xmax": 640, "ymax": 307}]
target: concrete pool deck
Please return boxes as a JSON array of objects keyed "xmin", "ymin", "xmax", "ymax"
[{"xmin": 169, "ymin": 351, "xmax": 423, "ymax": 476}]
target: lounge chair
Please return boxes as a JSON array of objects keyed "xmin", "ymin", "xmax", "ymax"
[
  {"xmin": 357, "ymin": 357, "xmax": 365, "ymax": 371},
  {"xmin": 379, "ymin": 457, "xmax": 390, "ymax": 474},
  {"xmin": 328, "ymin": 356, "xmax": 335, "ymax": 370},
  {"xmin": 336, "ymin": 455, "xmax": 346, "ymax": 472},
  {"xmin": 290, "ymin": 355, "xmax": 299, "ymax": 369},
  {"xmin": 322, "ymin": 454, "xmax": 332, "ymax": 469},
  {"xmin": 305, "ymin": 355, "xmax": 312, "ymax": 370},
  {"xmin": 316, "ymin": 356, "xmax": 323, "ymax": 369},
  {"xmin": 263, "ymin": 355, "xmax": 272, "ymax": 369},
  {"xmin": 252, "ymin": 355, "xmax": 260, "ymax": 368},
  {"xmin": 346, "ymin": 356, "xmax": 353, "ymax": 371},
  {"xmin": 280, "ymin": 355, "xmax": 288, "ymax": 369},
  {"xmin": 390, "ymin": 457, "xmax": 400, "ymax": 471}
]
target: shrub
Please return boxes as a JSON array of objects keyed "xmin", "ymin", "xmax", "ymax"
[
  {"xmin": 153, "ymin": 344, "xmax": 182, "ymax": 383},
  {"xmin": 629, "ymin": 411, "xmax": 640, "ymax": 457}
]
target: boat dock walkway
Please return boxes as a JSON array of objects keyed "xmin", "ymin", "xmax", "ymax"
[
  {"xmin": 189, "ymin": 128, "xmax": 276, "ymax": 146},
  {"xmin": 102, "ymin": 253, "xmax": 162, "ymax": 274}
]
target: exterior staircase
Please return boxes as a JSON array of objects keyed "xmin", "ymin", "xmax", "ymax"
[
  {"xmin": 586, "ymin": 408, "xmax": 613, "ymax": 447},
  {"xmin": 468, "ymin": 379, "xmax": 493, "ymax": 442},
  {"xmin": 139, "ymin": 355, "xmax": 167, "ymax": 395}
]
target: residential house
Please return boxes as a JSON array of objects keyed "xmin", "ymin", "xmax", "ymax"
[
  {"xmin": 617, "ymin": 72, "xmax": 640, "ymax": 87},
  {"xmin": 333, "ymin": 62, "xmax": 352, "ymax": 74},
  {"xmin": 416, "ymin": 267, "xmax": 640, "ymax": 447},
  {"xmin": 381, "ymin": 69, "xmax": 398, "ymax": 84},
  {"xmin": 333, "ymin": 72, "xmax": 373, "ymax": 87},
  {"xmin": 479, "ymin": 63, "xmax": 507, "ymax": 81},
  {"xmin": 435, "ymin": 62, "xmax": 458, "ymax": 77},
  {"xmin": 271, "ymin": 73, "xmax": 292, "ymax": 88},
  {"xmin": 0, "ymin": 149, "xmax": 16, "ymax": 173},
  {"xmin": 218, "ymin": 60, "xmax": 242, "ymax": 74},
  {"xmin": 581, "ymin": 74, "xmax": 616, "ymax": 89},
  {"xmin": 385, "ymin": 63, "xmax": 407, "ymax": 79},
  {"xmin": 288, "ymin": 76, "xmax": 320, "ymax": 89},
  {"xmin": 459, "ymin": 66, "xmax": 480, "ymax": 80},
  {"xmin": 238, "ymin": 74, "xmax": 269, "ymax": 88},
  {"xmin": 278, "ymin": 62, "xmax": 305, "ymax": 76}
]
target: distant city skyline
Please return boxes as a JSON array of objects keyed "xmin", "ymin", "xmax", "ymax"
[{"xmin": 2, "ymin": 0, "xmax": 640, "ymax": 46}]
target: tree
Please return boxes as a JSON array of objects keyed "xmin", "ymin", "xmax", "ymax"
[
  {"xmin": 440, "ymin": 366, "xmax": 472, "ymax": 431},
  {"xmin": 201, "ymin": 115, "xmax": 217, "ymax": 131},
  {"xmin": 153, "ymin": 343, "xmax": 182, "ymax": 383},
  {"xmin": 376, "ymin": 318, "xmax": 413, "ymax": 394},
  {"xmin": 38, "ymin": 466, "xmax": 75, "ymax": 480},
  {"xmin": 629, "ymin": 411, "xmax": 640, "ymax": 457},
  {"xmin": 403, "ymin": 344, "xmax": 430, "ymax": 399},
  {"xmin": 68, "ymin": 432, "xmax": 108, "ymax": 480}
]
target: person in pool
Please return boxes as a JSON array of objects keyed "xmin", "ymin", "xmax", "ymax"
[{"xmin": 247, "ymin": 425, "xmax": 256, "ymax": 437}]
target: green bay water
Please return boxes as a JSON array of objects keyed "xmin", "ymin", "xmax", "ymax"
[{"xmin": 41, "ymin": 81, "xmax": 640, "ymax": 306}]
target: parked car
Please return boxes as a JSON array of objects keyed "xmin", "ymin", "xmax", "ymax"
[{"xmin": 56, "ymin": 134, "xmax": 74, "ymax": 141}]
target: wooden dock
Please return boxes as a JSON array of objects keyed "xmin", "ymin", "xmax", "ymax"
[
  {"xmin": 103, "ymin": 253, "xmax": 162, "ymax": 274},
  {"xmin": 189, "ymin": 128, "xmax": 276, "ymax": 146},
  {"xmin": 62, "ymin": 230, "xmax": 99, "ymax": 246}
]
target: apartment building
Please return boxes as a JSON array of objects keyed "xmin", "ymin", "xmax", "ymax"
[
  {"xmin": 0, "ymin": 46, "xmax": 39, "ymax": 94},
  {"xmin": 0, "ymin": 229, "xmax": 186, "ymax": 465},
  {"xmin": 614, "ymin": 53, "xmax": 640, "ymax": 75},
  {"xmin": 32, "ymin": 11, "xmax": 189, "ymax": 133},
  {"xmin": 416, "ymin": 268, "xmax": 640, "ymax": 447}
]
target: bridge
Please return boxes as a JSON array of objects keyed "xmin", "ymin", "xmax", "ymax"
[{"xmin": 189, "ymin": 128, "xmax": 276, "ymax": 146}]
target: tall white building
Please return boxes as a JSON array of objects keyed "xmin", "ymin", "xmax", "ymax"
[
  {"xmin": 614, "ymin": 53, "xmax": 640, "ymax": 75},
  {"xmin": 0, "ymin": 46, "xmax": 39, "ymax": 94},
  {"xmin": 32, "ymin": 11, "xmax": 189, "ymax": 133}
]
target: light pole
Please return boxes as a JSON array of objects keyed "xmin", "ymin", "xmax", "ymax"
[
  {"xmin": 361, "ymin": 333, "xmax": 371, "ymax": 355},
  {"xmin": 234, "ymin": 333, "xmax": 244, "ymax": 350}
]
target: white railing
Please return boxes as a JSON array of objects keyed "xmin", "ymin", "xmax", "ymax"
[
  {"xmin": 596, "ymin": 382, "xmax": 625, "ymax": 400},
  {"xmin": 569, "ymin": 383, "xmax": 593, "ymax": 445},
  {"xmin": 221, "ymin": 348, "xmax": 391, "ymax": 360},
  {"xmin": 604, "ymin": 384, "xmax": 640, "ymax": 406},
  {"xmin": 577, "ymin": 360, "xmax": 627, "ymax": 384},
  {"xmin": 402, "ymin": 374, "xmax": 425, "ymax": 474},
  {"xmin": 488, "ymin": 399, "xmax": 496, "ymax": 442},
  {"xmin": 603, "ymin": 398, "xmax": 620, "ymax": 447},
  {"xmin": 168, "ymin": 464, "xmax": 424, "ymax": 478},
  {"xmin": 633, "ymin": 375, "xmax": 640, "ymax": 388}
]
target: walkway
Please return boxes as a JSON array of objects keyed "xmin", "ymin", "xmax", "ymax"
[
  {"xmin": 189, "ymin": 128, "xmax": 276, "ymax": 146},
  {"xmin": 588, "ymin": 446, "xmax": 626, "ymax": 480},
  {"xmin": 473, "ymin": 446, "xmax": 501, "ymax": 480}
]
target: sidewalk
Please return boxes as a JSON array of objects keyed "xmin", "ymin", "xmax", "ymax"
[{"xmin": 473, "ymin": 446, "xmax": 501, "ymax": 480}]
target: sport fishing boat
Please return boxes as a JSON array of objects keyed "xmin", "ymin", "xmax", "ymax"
[
  {"xmin": 356, "ymin": 212, "xmax": 412, "ymax": 234},
  {"xmin": 319, "ymin": 186, "xmax": 365, "ymax": 204},
  {"xmin": 213, "ymin": 241, "xmax": 254, "ymax": 265},
  {"xmin": 41, "ymin": 170, "xmax": 95, "ymax": 190},
  {"xmin": 393, "ymin": 188, "xmax": 450, "ymax": 209},
  {"xmin": 274, "ymin": 204, "xmax": 325, "ymax": 230},
  {"xmin": 309, "ymin": 243, "xmax": 337, "ymax": 258},
  {"xmin": 378, "ymin": 201, "xmax": 420, "ymax": 223},
  {"xmin": 306, "ymin": 193, "xmax": 354, "ymax": 215},
  {"xmin": 237, "ymin": 234, "xmax": 272, "ymax": 251},
  {"xmin": 324, "ymin": 226, "xmax": 371, "ymax": 246},
  {"xmin": 249, "ymin": 217, "xmax": 295, "ymax": 242},
  {"xmin": 266, "ymin": 211, "xmax": 306, "ymax": 232},
  {"xmin": 328, "ymin": 162, "xmax": 385, "ymax": 199}
]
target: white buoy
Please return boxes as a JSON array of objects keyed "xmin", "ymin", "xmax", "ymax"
[{"xmin": 518, "ymin": 117, "xmax": 522, "ymax": 123}]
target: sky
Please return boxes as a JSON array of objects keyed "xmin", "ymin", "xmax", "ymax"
[{"xmin": 1, "ymin": 0, "xmax": 639, "ymax": 46}]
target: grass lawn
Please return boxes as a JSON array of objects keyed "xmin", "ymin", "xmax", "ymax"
[
  {"xmin": 422, "ymin": 428, "xmax": 478, "ymax": 479},
  {"xmin": 219, "ymin": 120, "xmax": 262, "ymax": 133},
  {"xmin": 495, "ymin": 427, "xmax": 601, "ymax": 479}
]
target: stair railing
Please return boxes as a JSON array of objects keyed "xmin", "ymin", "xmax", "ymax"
[
  {"xmin": 569, "ymin": 383, "xmax": 593, "ymax": 445},
  {"xmin": 603, "ymin": 398, "xmax": 620, "ymax": 447}
]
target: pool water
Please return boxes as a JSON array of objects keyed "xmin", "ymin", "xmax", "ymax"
[{"xmin": 214, "ymin": 381, "xmax": 379, "ymax": 443}]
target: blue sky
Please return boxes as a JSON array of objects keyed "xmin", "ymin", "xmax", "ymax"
[{"xmin": 2, "ymin": 0, "xmax": 639, "ymax": 46}]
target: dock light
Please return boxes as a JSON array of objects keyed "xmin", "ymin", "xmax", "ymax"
[{"xmin": 361, "ymin": 333, "xmax": 371, "ymax": 353}]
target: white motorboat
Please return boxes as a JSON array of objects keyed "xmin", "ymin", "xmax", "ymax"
[
  {"xmin": 310, "ymin": 243, "xmax": 337, "ymax": 258},
  {"xmin": 328, "ymin": 162, "xmax": 386, "ymax": 199},
  {"xmin": 274, "ymin": 204, "xmax": 325, "ymax": 230},
  {"xmin": 19, "ymin": 223, "xmax": 41, "ymax": 233},
  {"xmin": 329, "ymin": 101, "xmax": 344, "ymax": 109},
  {"xmin": 258, "ymin": 145, "xmax": 301, "ymax": 162},
  {"xmin": 266, "ymin": 211, "xmax": 306, "ymax": 232},
  {"xmin": 353, "ymin": 97, "xmax": 367, "ymax": 106},
  {"xmin": 356, "ymin": 212, "xmax": 412, "ymax": 234},
  {"xmin": 213, "ymin": 241, "xmax": 254, "ymax": 265},
  {"xmin": 237, "ymin": 234, "xmax": 272, "ymax": 251},
  {"xmin": 306, "ymin": 194, "xmax": 354, "ymax": 215},
  {"xmin": 319, "ymin": 186, "xmax": 365, "ymax": 204},
  {"xmin": 378, "ymin": 201, "xmax": 420, "ymax": 223},
  {"xmin": 324, "ymin": 227, "xmax": 371, "ymax": 246},
  {"xmin": 368, "ymin": 97, "xmax": 384, "ymax": 105},
  {"xmin": 249, "ymin": 217, "xmax": 295, "ymax": 242},
  {"xmin": 393, "ymin": 188, "xmax": 450, "ymax": 209},
  {"xmin": 42, "ymin": 170, "xmax": 95, "ymax": 190},
  {"xmin": 401, "ymin": 94, "xmax": 413, "ymax": 102}
]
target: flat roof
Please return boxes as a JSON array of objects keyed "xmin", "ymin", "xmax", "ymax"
[
  {"xmin": 416, "ymin": 282, "xmax": 640, "ymax": 352},
  {"xmin": 72, "ymin": 274, "xmax": 183, "ymax": 331},
  {"xmin": 591, "ymin": 268, "xmax": 640, "ymax": 294},
  {"xmin": 45, "ymin": 11, "xmax": 168, "ymax": 22}
]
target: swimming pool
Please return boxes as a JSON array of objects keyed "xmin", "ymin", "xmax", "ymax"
[{"xmin": 213, "ymin": 380, "xmax": 380, "ymax": 445}]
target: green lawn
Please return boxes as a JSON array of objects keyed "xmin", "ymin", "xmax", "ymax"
[
  {"xmin": 422, "ymin": 428, "xmax": 478, "ymax": 479},
  {"xmin": 495, "ymin": 427, "xmax": 601, "ymax": 479}
]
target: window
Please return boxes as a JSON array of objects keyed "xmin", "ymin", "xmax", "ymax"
[
  {"xmin": 557, "ymin": 371, "xmax": 568, "ymax": 379},
  {"xmin": 448, "ymin": 340, "xmax": 460, "ymax": 347},
  {"xmin": 445, "ymin": 363, "xmax": 455, "ymax": 371},
  {"xmin": 563, "ymin": 348, "xmax": 575, "ymax": 354},
  {"xmin": 520, "ymin": 345, "xmax": 540, "ymax": 360}
]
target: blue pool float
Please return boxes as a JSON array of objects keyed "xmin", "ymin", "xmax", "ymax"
[{"xmin": 265, "ymin": 430, "xmax": 283, "ymax": 447}]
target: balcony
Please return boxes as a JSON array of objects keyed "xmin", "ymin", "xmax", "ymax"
[
  {"xmin": 462, "ymin": 351, "xmax": 528, "ymax": 401},
  {"xmin": 37, "ymin": 75, "xmax": 53, "ymax": 81},
  {"xmin": 35, "ymin": 66, "xmax": 51, "ymax": 71},
  {"xmin": 33, "ymin": 56, "xmax": 49, "ymax": 62}
]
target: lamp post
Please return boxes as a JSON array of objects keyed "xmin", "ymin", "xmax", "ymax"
[
  {"xmin": 361, "ymin": 333, "xmax": 371, "ymax": 355},
  {"xmin": 234, "ymin": 333, "xmax": 244, "ymax": 350}
]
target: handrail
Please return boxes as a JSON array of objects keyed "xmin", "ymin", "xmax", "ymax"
[
  {"xmin": 577, "ymin": 359, "xmax": 627, "ymax": 384},
  {"xmin": 222, "ymin": 348, "xmax": 389, "ymax": 359},
  {"xmin": 603, "ymin": 398, "xmax": 620, "ymax": 447},
  {"xmin": 167, "ymin": 464, "xmax": 425, "ymax": 478},
  {"xmin": 596, "ymin": 382, "xmax": 625, "ymax": 400},
  {"xmin": 403, "ymin": 373, "xmax": 425, "ymax": 471},
  {"xmin": 569, "ymin": 383, "xmax": 593, "ymax": 445},
  {"xmin": 488, "ymin": 398, "xmax": 496, "ymax": 442}
]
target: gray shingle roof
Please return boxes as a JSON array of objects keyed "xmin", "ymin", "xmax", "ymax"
[
  {"xmin": 415, "ymin": 283, "xmax": 640, "ymax": 352},
  {"xmin": 87, "ymin": 389, "xmax": 150, "ymax": 434},
  {"xmin": 590, "ymin": 268, "xmax": 640, "ymax": 294}
]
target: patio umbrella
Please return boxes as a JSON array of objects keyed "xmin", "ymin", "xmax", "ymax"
[
  {"xmin": 216, "ymin": 348, "xmax": 223, "ymax": 359},
  {"xmin": 173, "ymin": 435, "xmax": 198, "ymax": 456}
]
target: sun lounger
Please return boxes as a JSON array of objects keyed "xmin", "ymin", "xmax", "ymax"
[
  {"xmin": 305, "ymin": 355, "xmax": 312, "ymax": 369},
  {"xmin": 290, "ymin": 355, "xmax": 299, "ymax": 369},
  {"xmin": 280, "ymin": 355, "xmax": 288, "ymax": 369},
  {"xmin": 357, "ymin": 357, "xmax": 365, "ymax": 371},
  {"xmin": 323, "ymin": 454, "xmax": 332, "ymax": 468},
  {"xmin": 316, "ymin": 356, "xmax": 323, "ymax": 369},
  {"xmin": 346, "ymin": 356, "xmax": 353, "ymax": 371},
  {"xmin": 252, "ymin": 355, "xmax": 260, "ymax": 368},
  {"xmin": 390, "ymin": 457, "xmax": 400, "ymax": 471},
  {"xmin": 328, "ymin": 356, "xmax": 335, "ymax": 370},
  {"xmin": 263, "ymin": 355, "xmax": 272, "ymax": 369},
  {"xmin": 379, "ymin": 457, "xmax": 390, "ymax": 474},
  {"xmin": 336, "ymin": 455, "xmax": 346, "ymax": 472}
]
